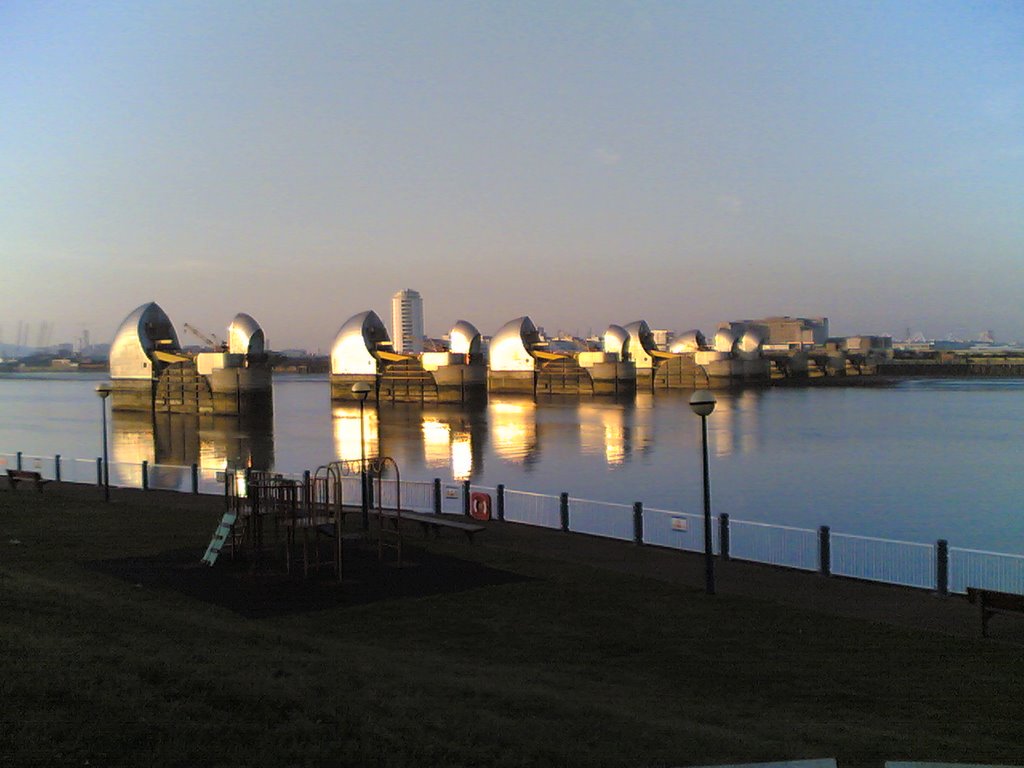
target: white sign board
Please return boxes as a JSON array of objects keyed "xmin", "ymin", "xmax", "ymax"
[{"xmin": 671, "ymin": 517, "xmax": 689, "ymax": 532}]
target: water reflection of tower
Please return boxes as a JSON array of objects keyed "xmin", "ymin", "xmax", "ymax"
[{"xmin": 709, "ymin": 389, "xmax": 764, "ymax": 458}]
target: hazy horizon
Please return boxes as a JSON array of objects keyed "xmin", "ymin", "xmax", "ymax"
[{"xmin": 3, "ymin": 1, "xmax": 1022, "ymax": 350}]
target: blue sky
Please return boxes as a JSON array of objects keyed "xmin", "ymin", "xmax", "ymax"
[{"xmin": 2, "ymin": 1, "xmax": 1022, "ymax": 350}]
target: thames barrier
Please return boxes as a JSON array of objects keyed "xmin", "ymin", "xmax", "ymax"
[{"xmin": 107, "ymin": 303, "xmax": 897, "ymax": 410}]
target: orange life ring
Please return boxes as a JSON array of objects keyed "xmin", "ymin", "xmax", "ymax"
[{"xmin": 470, "ymin": 492, "xmax": 491, "ymax": 521}]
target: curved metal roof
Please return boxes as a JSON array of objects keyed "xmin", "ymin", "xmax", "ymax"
[
  {"xmin": 449, "ymin": 320, "xmax": 482, "ymax": 356},
  {"xmin": 603, "ymin": 325, "xmax": 630, "ymax": 359},
  {"xmin": 227, "ymin": 313, "xmax": 265, "ymax": 356},
  {"xmin": 489, "ymin": 316, "xmax": 540, "ymax": 372},
  {"xmin": 623, "ymin": 320, "xmax": 658, "ymax": 366},
  {"xmin": 714, "ymin": 328, "xmax": 738, "ymax": 354},
  {"xmin": 669, "ymin": 329, "xmax": 707, "ymax": 354},
  {"xmin": 330, "ymin": 310, "xmax": 391, "ymax": 375},
  {"xmin": 737, "ymin": 327, "xmax": 766, "ymax": 359},
  {"xmin": 109, "ymin": 302, "xmax": 180, "ymax": 380}
]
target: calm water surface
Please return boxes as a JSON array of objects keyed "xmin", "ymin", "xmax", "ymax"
[{"xmin": 1, "ymin": 373, "xmax": 1021, "ymax": 552}]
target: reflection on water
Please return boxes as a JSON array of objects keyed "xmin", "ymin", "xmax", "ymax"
[
  {"xmin": 578, "ymin": 402, "xmax": 628, "ymax": 465},
  {"xmin": 4, "ymin": 374, "xmax": 1024, "ymax": 550},
  {"xmin": 108, "ymin": 390, "xmax": 767, "ymax": 485},
  {"xmin": 373, "ymin": 402, "xmax": 488, "ymax": 481},
  {"xmin": 710, "ymin": 388, "xmax": 765, "ymax": 458},
  {"xmin": 489, "ymin": 398, "xmax": 538, "ymax": 465},
  {"xmin": 332, "ymin": 404, "xmax": 379, "ymax": 465},
  {"xmin": 420, "ymin": 413, "xmax": 479, "ymax": 480},
  {"xmin": 111, "ymin": 410, "xmax": 275, "ymax": 482}
]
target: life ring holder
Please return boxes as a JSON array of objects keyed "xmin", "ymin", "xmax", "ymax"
[{"xmin": 469, "ymin": 491, "xmax": 491, "ymax": 521}]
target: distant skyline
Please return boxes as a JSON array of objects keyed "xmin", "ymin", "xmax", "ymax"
[{"xmin": 2, "ymin": 1, "xmax": 1022, "ymax": 350}]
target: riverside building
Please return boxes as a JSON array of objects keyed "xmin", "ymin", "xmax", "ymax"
[{"xmin": 391, "ymin": 289, "xmax": 424, "ymax": 354}]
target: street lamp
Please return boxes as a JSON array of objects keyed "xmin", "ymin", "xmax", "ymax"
[
  {"xmin": 689, "ymin": 389, "xmax": 717, "ymax": 595},
  {"xmin": 351, "ymin": 382, "xmax": 372, "ymax": 529},
  {"xmin": 95, "ymin": 383, "xmax": 112, "ymax": 502}
]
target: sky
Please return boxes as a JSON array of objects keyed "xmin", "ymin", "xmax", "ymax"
[{"xmin": 2, "ymin": 1, "xmax": 1022, "ymax": 351}]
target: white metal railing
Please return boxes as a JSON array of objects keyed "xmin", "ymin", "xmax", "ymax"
[
  {"xmin": 568, "ymin": 497, "xmax": 634, "ymax": 542},
  {"xmin": 950, "ymin": 547, "xmax": 1024, "ymax": 595},
  {"xmin": 397, "ymin": 479, "xmax": 435, "ymax": 513},
  {"xmin": 831, "ymin": 533, "xmax": 936, "ymax": 590},
  {"xmin": 643, "ymin": 508, "xmax": 712, "ymax": 553},
  {"xmin": 729, "ymin": 518, "xmax": 819, "ymax": 572},
  {"xmin": 503, "ymin": 489, "xmax": 561, "ymax": 528},
  {"xmin": 376, "ymin": 478, "xmax": 433, "ymax": 512},
  {"xmin": 68, "ymin": 458, "xmax": 101, "ymax": 485}
]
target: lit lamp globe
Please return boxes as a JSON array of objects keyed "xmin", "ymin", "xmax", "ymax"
[
  {"xmin": 689, "ymin": 390, "xmax": 716, "ymax": 417},
  {"xmin": 351, "ymin": 382, "xmax": 372, "ymax": 400}
]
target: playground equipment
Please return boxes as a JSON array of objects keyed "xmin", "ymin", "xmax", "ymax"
[{"xmin": 208, "ymin": 456, "xmax": 407, "ymax": 580}]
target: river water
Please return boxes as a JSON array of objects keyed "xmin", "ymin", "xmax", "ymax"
[{"xmin": 1, "ymin": 373, "xmax": 1021, "ymax": 553}]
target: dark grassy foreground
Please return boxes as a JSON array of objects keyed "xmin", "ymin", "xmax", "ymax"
[{"xmin": 1, "ymin": 487, "xmax": 1022, "ymax": 768}]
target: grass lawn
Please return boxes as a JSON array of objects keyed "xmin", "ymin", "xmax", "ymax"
[{"xmin": 1, "ymin": 486, "xmax": 1022, "ymax": 768}]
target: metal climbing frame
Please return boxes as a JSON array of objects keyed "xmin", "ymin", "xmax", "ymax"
[
  {"xmin": 372, "ymin": 456, "xmax": 403, "ymax": 566},
  {"xmin": 228, "ymin": 470, "xmax": 300, "ymax": 573},
  {"xmin": 299, "ymin": 462, "xmax": 349, "ymax": 581}
]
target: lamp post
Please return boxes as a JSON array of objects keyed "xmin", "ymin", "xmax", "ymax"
[
  {"xmin": 95, "ymin": 383, "xmax": 112, "ymax": 502},
  {"xmin": 351, "ymin": 382, "xmax": 372, "ymax": 529},
  {"xmin": 689, "ymin": 389, "xmax": 717, "ymax": 595}
]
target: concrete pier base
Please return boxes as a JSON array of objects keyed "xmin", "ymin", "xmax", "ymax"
[
  {"xmin": 111, "ymin": 380, "xmax": 157, "ymax": 412},
  {"xmin": 488, "ymin": 371, "xmax": 537, "ymax": 395},
  {"xmin": 330, "ymin": 373, "xmax": 379, "ymax": 402}
]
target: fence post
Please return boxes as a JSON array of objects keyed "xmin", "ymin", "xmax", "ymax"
[
  {"xmin": 936, "ymin": 539, "xmax": 949, "ymax": 596},
  {"xmin": 819, "ymin": 525, "xmax": 831, "ymax": 576},
  {"xmin": 632, "ymin": 502, "xmax": 643, "ymax": 545},
  {"xmin": 54, "ymin": 454, "xmax": 61, "ymax": 482},
  {"xmin": 433, "ymin": 478, "xmax": 442, "ymax": 515},
  {"xmin": 191, "ymin": 463, "xmax": 199, "ymax": 494},
  {"xmin": 560, "ymin": 492, "xmax": 569, "ymax": 532},
  {"xmin": 719, "ymin": 513, "xmax": 731, "ymax": 561},
  {"xmin": 303, "ymin": 470, "xmax": 311, "ymax": 512},
  {"xmin": 463, "ymin": 479, "xmax": 471, "ymax": 518},
  {"xmin": 497, "ymin": 484, "xmax": 505, "ymax": 522},
  {"xmin": 17, "ymin": 451, "xmax": 22, "ymax": 471},
  {"xmin": 96, "ymin": 457, "xmax": 102, "ymax": 487},
  {"xmin": 142, "ymin": 460, "xmax": 149, "ymax": 490}
]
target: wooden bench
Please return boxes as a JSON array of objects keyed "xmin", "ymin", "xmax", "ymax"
[
  {"xmin": 966, "ymin": 587, "xmax": 1024, "ymax": 637},
  {"xmin": 6, "ymin": 469, "xmax": 50, "ymax": 492},
  {"xmin": 377, "ymin": 510, "xmax": 485, "ymax": 542}
]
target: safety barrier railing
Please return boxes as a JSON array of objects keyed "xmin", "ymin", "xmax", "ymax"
[
  {"xmin": 950, "ymin": 547, "xmax": 1024, "ymax": 595},
  {"xmin": 567, "ymin": 497, "xmax": 634, "ymax": 542},
  {"xmin": 727, "ymin": 518, "xmax": 819, "ymax": 572},
  {"xmin": 5, "ymin": 447, "xmax": 1024, "ymax": 598},
  {"xmin": 377, "ymin": 478, "xmax": 434, "ymax": 513},
  {"xmin": 67, "ymin": 458, "xmax": 101, "ymax": 485},
  {"xmin": 830, "ymin": 533, "xmax": 936, "ymax": 590},
  {"xmin": 643, "ymin": 508, "xmax": 713, "ymax": 553},
  {"xmin": 503, "ymin": 489, "xmax": 562, "ymax": 529}
]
